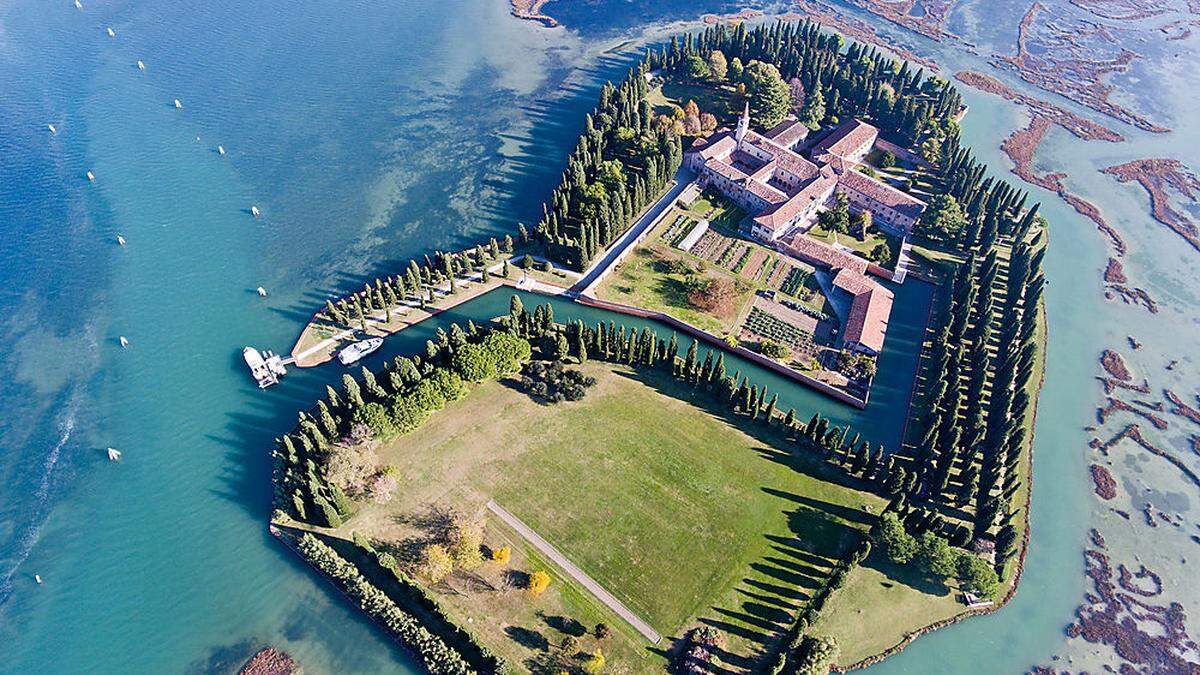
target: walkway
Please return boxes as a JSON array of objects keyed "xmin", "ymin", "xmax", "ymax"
[
  {"xmin": 572, "ymin": 168, "xmax": 697, "ymax": 295},
  {"xmin": 485, "ymin": 500, "xmax": 662, "ymax": 644}
]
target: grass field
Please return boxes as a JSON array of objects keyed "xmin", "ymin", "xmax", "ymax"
[{"xmin": 354, "ymin": 362, "xmax": 885, "ymax": 670}]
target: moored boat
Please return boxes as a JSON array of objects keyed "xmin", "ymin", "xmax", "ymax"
[{"xmin": 338, "ymin": 337, "xmax": 383, "ymax": 365}]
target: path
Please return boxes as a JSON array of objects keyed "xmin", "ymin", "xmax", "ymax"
[
  {"xmin": 485, "ymin": 500, "xmax": 663, "ymax": 645},
  {"xmin": 572, "ymin": 168, "xmax": 697, "ymax": 295}
]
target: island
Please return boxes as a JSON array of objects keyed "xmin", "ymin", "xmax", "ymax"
[{"xmin": 263, "ymin": 18, "xmax": 1047, "ymax": 674}]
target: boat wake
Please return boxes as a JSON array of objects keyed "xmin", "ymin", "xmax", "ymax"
[{"xmin": 0, "ymin": 398, "xmax": 79, "ymax": 605}]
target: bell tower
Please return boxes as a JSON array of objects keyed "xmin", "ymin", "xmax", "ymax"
[{"xmin": 735, "ymin": 102, "xmax": 750, "ymax": 146}]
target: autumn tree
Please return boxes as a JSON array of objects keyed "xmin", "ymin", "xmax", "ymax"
[
  {"xmin": 528, "ymin": 570, "xmax": 551, "ymax": 595},
  {"xmin": 707, "ymin": 50, "xmax": 728, "ymax": 80},
  {"xmin": 422, "ymin": 544, "xmax": 454, "ymax": 583}
]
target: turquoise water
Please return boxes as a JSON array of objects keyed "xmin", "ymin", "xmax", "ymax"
[{"xmin": 2, "ymin": 0, "xmax": 1197, "ymax": 673}]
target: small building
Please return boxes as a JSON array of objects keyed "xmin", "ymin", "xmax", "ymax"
[{"xmin": 832, "ymin": 269, "xmax": 893, "ymax": 356}]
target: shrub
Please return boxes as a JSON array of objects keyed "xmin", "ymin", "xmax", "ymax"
[
  {"xmin": 795, "ymin": 635, "xmax": 839, "ymax": 675},
  {"xmin": 759, "ymin": 339, "xmax": 790, "ymax": 360},
  {"xmin": 594, "ymin": 623, "xmax": 611, "ymax": 640},
  {"xmin": 528, "ymin": 570, "xmax": 551, "ymax": 595},
  {"xmin": 492, "ymin": 546, "xmax": 511, "ymax": 564},
  {"xmin": 583, "ymin": 649, "xmax": 606, "ymax": 673}
]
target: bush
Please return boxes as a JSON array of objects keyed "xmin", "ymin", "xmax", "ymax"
[
  {"xmin": 759, "ymin": 339, "xmax": 790, "ymax": 360},
  {"xmin": 527, "ymin": 570, "xmax": 551, "ymax": 595},
  {"xmin": 492, "ymin": 546, "xmax": 511, "ymax": 564},
  {"xmin": 519, "ymin": 360, "xmax": 596, "ymax": 404}
]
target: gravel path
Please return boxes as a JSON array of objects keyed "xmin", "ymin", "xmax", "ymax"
[{"xmin": 485, "ymin": 500, "xmax": 662, "ymax": 644}]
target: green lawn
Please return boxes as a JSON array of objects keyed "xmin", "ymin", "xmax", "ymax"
[
  {"xmin": 805, "ymin": 224, "xmax": 900, "ymax": 269},
  {"xmin": 647, "ymin": 80, "xmax": 735, "ymax": 121},
  {"xmin": 363, "ymin": 362, "xmax": 884, "ymax": 669},
  {"xmin": 808, "ymin": 554, "xmax": 964, "ymax": 665}
]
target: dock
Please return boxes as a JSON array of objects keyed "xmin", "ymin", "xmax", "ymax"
[{"xmin": 243, "ymin": 347, "xmax": 289, "ymax": 388}]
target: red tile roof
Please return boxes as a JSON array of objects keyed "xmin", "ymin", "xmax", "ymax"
[
  {"xmin": 812, "ymin": 119, "xmax": 878, "ymax": 160},
  {"xmin": 837, "ymin": 170, "xmax": 926, "ymax": 221},
  {"xmin": 779, "ymin": 234, "xmax": 868, "ymax": 275},
  {"xmin": 833, "ymin": 268, "xmax": 893, "ymax": 353},
  {"xmin": 764, "ymin": 118, "xmax": 810, "ymax": 148}
]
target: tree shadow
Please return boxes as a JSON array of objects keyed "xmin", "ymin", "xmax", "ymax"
[{"xmin": 506, "ymin": 625, "xmax": 550, "ymax": 653}]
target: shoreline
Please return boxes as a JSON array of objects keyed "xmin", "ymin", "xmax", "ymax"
[{"xmin": 509, "ymin": 0, "xmax": 558, "ymax": 27}]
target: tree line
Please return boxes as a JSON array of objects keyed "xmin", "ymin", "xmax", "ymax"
[
  {"xmin": 317, "ymin": 235, "xmax": 517, "ymax": 330},
  {"xmin": 531, "ymin": 61, "xmax": 684, "ymax": 270},
  {"xmin": 650, "ymin": 20, "xmax": 964, "ymax": 146}
]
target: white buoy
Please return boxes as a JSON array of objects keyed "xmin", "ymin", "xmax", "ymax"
[
  {"xmin": 250, "ymin": 205, "xmax": 260, "ymax": 217},
  {"xmin": 174, "ymin": 99, "xmax": 183, "ymax": 109},
  {"xmin": 106, "ymin": 27, "xmax": 115, "ymax": 37},
  {"xmin": 107, "ymin": 447, "xmax": 122, "ymax": 461},
  {"xmin": 137, "ymin": 60, "xmax": 146, "ymax": 71},
  {"xmin": 48, "ymin": 123, "xmax": 57, "ymax": 135},
  {"xmin": 35, "ymin": 574, "xmax": 43, "ymax": 585},
  {"xmin": 86, "ymin": 170, "xmax": 95, "ymax": 182},
  {"xmin": 217, "ymin": 145, "xmax": 226, "ymax": 155},
  {"xmin": 117, "ymin": 235, "xmax": 126, "ymax": 246},
  {"xmin": 119, "ymin": 336, "xmax": 129, "ymax": 348},
  {"xmin": 256, "ymin": 286, "xmax": 268, "ymax": 297}
]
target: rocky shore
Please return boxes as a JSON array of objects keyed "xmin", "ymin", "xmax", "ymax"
[
  {"xmin": 239, "ymin": 648, "xmax": 299, "ymax": 675},
  {"xmin": 510, "ymin": 0, "xmax": 557, "ymax": 27}
]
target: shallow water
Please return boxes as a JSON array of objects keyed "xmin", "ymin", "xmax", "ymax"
[{"xmin": 1, "ymin": 0, "xmax": 1197, "ymax": 673}]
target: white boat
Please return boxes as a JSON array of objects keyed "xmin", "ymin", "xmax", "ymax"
[
  {"xmin": 47, "ymin": 123, "xmax": 57, "ymax": 135},
  {"xmin": 250, "ymin": 205, "xmax": 260, "ymax": 217},
  {"xmin": 117, "ymin": 235, "xmax": 126, "ymax": 246},
  {"xmin": 338, "ymin": 338, "xmax": 384, "ymax": 366},
  {"xmin": 217, "ymin": 145, "xmax": 226, "ymax": 155},
  {"xmin": 119, "ymin": 336, "xmax": 129, "ymax": 348},
  {"xmin": 256, "ymin": 286, "xmax": 267, "ymax": 297},
  {"xmin": 86, "ymin": 170, "xmax": 95, "ymax": 182},
  {"xmin": 106, "ymin": 27, "xmax": 115, "ymax": 37},
  {"xmin": 74, "ymin": 0, "xmax": 82, "ymax": 9},
  {"xmin": 35, "ymin": 574, "xmax": 43, "ymax": 585},
  {"xmin": 137, "ymin": 60, "xmax": 146, "ymax": 71},
  {"xmin": 174, "ymin": 98, "xmax": 183, "ymax": 109},
  {"xmin": 107, "ymin": 447, "xmax": 122, "ymax": 461},
  {"xmin": 244, "ymin": 347, "xmax": 286, "ymax": 388}
]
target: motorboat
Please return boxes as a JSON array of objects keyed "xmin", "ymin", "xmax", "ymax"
[{"xmin": 338, "ymin": 338, "xmax": 383, "ymax": 366}]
